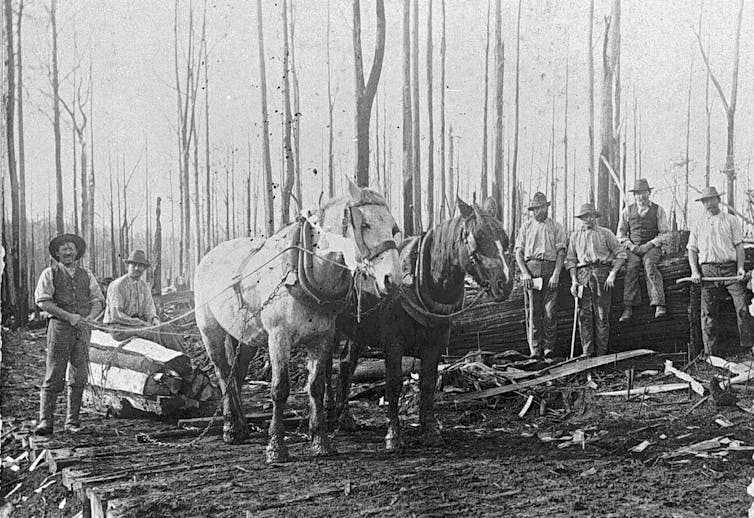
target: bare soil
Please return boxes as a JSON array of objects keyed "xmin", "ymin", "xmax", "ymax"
[{"xmin": 2, "ymin": 328, "xmax": 754, "ymax": 518}]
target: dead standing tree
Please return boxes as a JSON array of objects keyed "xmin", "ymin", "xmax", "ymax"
[
  {"xmin": 694, "ymin": 0, "xmax": 743, "ymax": 212},
  {"xmin": 256, "ymin": 0, "xmax": 275, "ymax": 237},
  {"xmin": 439, "ymin": 0, "xmax": 446, "ymax": 221},
  {"xmin": 425, "ymin": 0, "xmax": 434, "ymax": 227},
  {"xmin": 411, "ymin": 0, "xmax": 421, "ymax": 228},
  {"xmin": 44, "ymin": 0, "xmax": 65, "ymax": 234},
  {"xmin": 280, "ymin": 0, "xmax": 295, "ymax": 225},
  {"xmin": 16, "ymin": 0, "xmax": 29, "ymax": 312},
  {"xmin": 492, "ymin": 0, "xmax": 504, "ymax": 223},
  {"xmin": 480, "ymin": 0, "xmax": 490, "ymax": 202},
  {"xmin": 402, "ymin": 0, "xmax": 414, "ymax": 235},
  {"xmin": 351, "ymin": 0, "xmax": 385, "ymax": 188}
]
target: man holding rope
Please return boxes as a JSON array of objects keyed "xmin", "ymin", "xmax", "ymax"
[
  {"xmin": 687, "ymin": 186, "xmax": 752, "ymax": 355},
  {"xmin": 104, "ymin": 250, "xmax": 184, "ymax": 352},
  {"xmin": 34, "ymin": 233, "xmax": 104, "ymax": 435},
  {"xmin": 515, "ymin": 192, "xmax": 567, "ymax": 359}
]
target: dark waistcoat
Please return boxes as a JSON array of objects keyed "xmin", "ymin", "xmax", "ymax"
[
  {"xmin": 52, "ymin": 264, "xmax": 92, "ymax": 317},
  {"xmin": 628, "ymin": 203, "xmax": 659, "ymax": 245}
]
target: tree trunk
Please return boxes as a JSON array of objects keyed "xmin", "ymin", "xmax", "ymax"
[
  {"xmin": 203, "ymin": 33, "xmax": 211, "ymax": 251},
  {"xmin": 492, "ymin": 0, "xmax": 504, "ymax": 223},
  {"xmin": 109, "ymin": 160, "xmax": 117, "ymax": 277},
  {"xmin": 326, "ymin": 0, "xmax": 335, "ymax": 197},
  {"xmin": 352, "ymin": 0, "xmax": 386, "ymax": 188},
  {"xmin": 152, "ymin": 197, "xmax": 162, "ymax": 294},
  {"xmin": 609, "ymin": 0, "xmax": 621, "ymax": 229},
  {"xmin": 684, "ymin": 60, "xmax": 692, "ymax": 228},
  {"xmin": 411, "ymin": 0, "xmax": 421, "ymax": 229},
  {"xmin": 279, "ymin": 0, "xmax": 295, "ymax": 225},
  {"xmin": 88, "ymin": 58, "xmax": 95, "ymax": 270},
  {"xmin": 49, "ymin": 0, "xmax": 64, "ymax": 234},
  {"xmin": 256, "ymin": 0, "xmax": 275, "ymax": 236},
  {"xmin": 563, "ymin": 51, "xmax": 569, "ymax": 229},
  {"xmin": 597, "ymin": 17, "xmax": 614, "ymax": 229},
  {"xmin": 480, "ymin": 0, "xmax": 490, "ymax": 203},
  {"xmin": 425, "ymin": 0, "xmax": 434, "ymax": 227},
  {"xmin": 16, "ymin": 0, "xmax": 29, "ymax": 319},
  {"xmin": 448, "ymin": 125, "xmax": 455, "ymax": 213},
  {"xmin": 290, "ymin": 0, "xmax": 302, "ymax": 207},
  {"xmin": 510, "ymin": 0, "xmax": 521, "ymax": 246},
  {"xmin": 72, "ymin": 121, "xmax": 79, "ymax": 235},
  {"xmin": 587, "ymin": 0, "xmax": 595, "ymax": 204},
  {"xmin": 439, "ymin": 0, "xmax": 446, "ymax": 221},
  {"xmin": 402, "ymin": 0, "xmax": 414, "ymax": 235}
]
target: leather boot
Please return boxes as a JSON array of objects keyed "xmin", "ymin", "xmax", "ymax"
[
  {"xmin": 34, "ymin": 391, "xmax": 56, "ymax": 436},
  {"xmin": 65, "ymin": 386, "xmax": 85, "ymax": 433}
]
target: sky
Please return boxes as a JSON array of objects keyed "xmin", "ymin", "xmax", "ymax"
[{"xmin": 5, "ymin": 0, "xmax": 754, "ymax": 252}]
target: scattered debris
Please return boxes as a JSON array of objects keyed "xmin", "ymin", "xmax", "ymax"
[
  {"xmin": 664, "ymin": 360, "xmax": 705, "ymax": 396},
  {"xmin": 714, "ymin": 416, "xmax": 735, "ymax": 428},
  {"xmin": 517, "ymin": 395, "xmax": 535, "ymax": 418},
  {"xmin": 596, "ymin": 383, "xmax": 689, "ymax": 397},
  {"xmin": 629, "ymin": 440, "xmax": 652, "ymax": 453}
]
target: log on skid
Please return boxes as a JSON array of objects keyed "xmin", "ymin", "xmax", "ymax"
[{"xmin": 450, "ymin": 231, "xmax": 754, "ymax": 357}]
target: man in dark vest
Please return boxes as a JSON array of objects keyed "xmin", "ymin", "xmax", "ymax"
[
  {"xmin": 33, "ymin": 234, "xmax": 104, "ymax": 435},
  {"xmin": 617, "ymin": 179, "xmax": 670, "ymax": 322}
]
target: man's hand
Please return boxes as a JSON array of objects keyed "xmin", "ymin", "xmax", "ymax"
[
  {"xmin": 636, "ymin": 243, "xmax": 654, "ymax": 255},
  {"xmin": 68, "ymin": 314, "xmax": 89, "ymax": 330},
  {"xmin": 521, "ymin": 272, "xmax": 533, "ymax": 290},
  {"xmin": 570, "ymin": 283, "xmax": 580, "ymax": 299},
  {"xmin": 548, "ymin": 273, "xmax": 560, "ymax": 291},
  {"xmin": 737, "ymin": 267, "xmax": 746, "ymax": 280},
  {"xmin": 604, "ymin": 271, "xmax": 617, "ymax": 291},
  {"xmin": 691, "ymin": 272, "xmax": 701, "ymax": 284}
]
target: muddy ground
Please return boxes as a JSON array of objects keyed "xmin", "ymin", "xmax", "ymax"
[{"xmin": 2, "ymin": 328, "xmax": 754, "ymax": 518}]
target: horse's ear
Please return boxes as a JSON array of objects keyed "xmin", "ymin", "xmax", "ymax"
[
  {"xmin": 457, "ymin": 196, "xmax": 474, "ymax": 219},
  {"xmin": 371, "ymin": 175, "xmax": 383, "ymax": 195},
  {"xmin": 346, "ymin": 176, "xmax": 362, "ymax": 203}
]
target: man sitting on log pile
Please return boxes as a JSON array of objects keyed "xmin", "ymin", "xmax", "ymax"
[
  {"xmin": 104, "ymin": 250, "xmax": 184, "ymax": 352},
  {"xmin": 34, "ymin": 233, "xmax": 105, "ymax": 435},
  {"xmin": 515, "ymin": 192, "xmax": 567, "ymax": 359},
  {"xmin": 687, "ymin": 186, "xmax": 752, "ymax": 355},
  {"xmin": 617, "ymin": 178, "xmax": 670, "ymax": 322},
  {"xmin": 566, "ymin": 203, "xmax": 626, "ymax": 357}
]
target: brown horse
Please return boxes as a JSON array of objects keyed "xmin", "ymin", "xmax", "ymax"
[
  {"xmin": 195, "ymin": 180, "xmax": 402, "ymax": 463},
  {"xmin": 334, "ymin": 198, "xmax": 513, "ymax": 449}
]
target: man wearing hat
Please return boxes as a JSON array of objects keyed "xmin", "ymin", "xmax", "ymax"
[
  {"xmin": 616, "ymin": 178, "xmax": 670, "ymax": 322},
  {"xmin": 514, "ymin": 192, "xmax": 567, "ymax": 358},
  {"xmin": 33, "ymin": 234, "xmax": 105, "ymax": 435},
  {"xmin": 103, "ymin": 250, "xmax": 183, "ymax": 351},
  {"xmin": 687, "ymin": 186, "xmax": 752, "ymax": 354},
  {"xmin": 566, "ymin": 203, "xmax": 627, "ymax": 357}
]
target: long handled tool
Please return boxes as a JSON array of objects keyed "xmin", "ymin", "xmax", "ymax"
[
  {"xmin": 676, "ymin": 276, "xmax": 742, "ymax": 284},
  {"xmin": 570, "ymin": 286, "xmax": 583, "ymax": 360},
  {"xmin": 523, "ymin": 288, "xmax": 535, "ymax": 357}
]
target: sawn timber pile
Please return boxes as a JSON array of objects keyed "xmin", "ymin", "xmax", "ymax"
[{"xmin": 449, "ymin": 231, "xmax": 754, "ymax": 357}]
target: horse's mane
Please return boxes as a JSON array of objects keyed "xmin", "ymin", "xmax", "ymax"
[
  {"xmin": 319, "ymin": 187, "xmax": 388, "ymax": 213},
  {"xmin": 429, "ymin": 206, "xmax": 508, "ymax": 281}
]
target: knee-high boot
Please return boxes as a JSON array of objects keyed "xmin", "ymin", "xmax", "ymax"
[
  {"xmin": 34, "ymin": 390, "xmax": 57, "ymax": 435},
  {"xmin": 65, "ymin": 386, "xmax": 85, "ymax": 432}
]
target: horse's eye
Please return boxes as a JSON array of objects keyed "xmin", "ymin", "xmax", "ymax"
[{"xmin": 361, "ymin": 222, "xmax": 371, "ymax": 229}]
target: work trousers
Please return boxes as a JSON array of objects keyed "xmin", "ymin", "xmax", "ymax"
[
  {"xmin": 110, "ymin": 322, "xmax": 184, "ymax": 352},
  {"xmin": 623, "ymin": 247, "xmax": 666, "ymax": 307},
  {"xmin": 525, "ymin": 259, "xmax": 559, "ymax": 356},
  {"xmin": 576, "ymin": 265, "xmax": 613, "ymax": 357},
  {"xmin": 700, "ymin": 263, "xmax": 753, "ymax": 355},
  {"xmin": 41, "ymin": 319, "xmax": 90, "ymax": 399}
]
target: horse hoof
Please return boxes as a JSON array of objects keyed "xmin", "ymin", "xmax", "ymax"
[
  {"xmin": 223, "ymin": 424, "xmax": 249, "ymax": 445},
  {"xmin": 266, "ymin": 443, "xmax": 291, "ymax": 464},
  {"xmin": 312, "ymin": 435, "xmax": 337, "ymax": 457}
]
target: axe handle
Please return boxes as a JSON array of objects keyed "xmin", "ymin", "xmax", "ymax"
[{"xmin": 676, "ymin": 276, "xmax": 741, "ymax": 284}]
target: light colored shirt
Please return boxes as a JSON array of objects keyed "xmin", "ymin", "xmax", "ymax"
[
  {"xmin": 34, "ymin": 264, "xmax": 104, "ymax": 306},
  {"xmin": 687, "ymin": 210, "xmax": 742, "ymax": 264},
  {"xmin": 514, "ymin": 217, "xmax": 567, "ymax": 261},
  {"xmin": 103, "ymin": 274, "xmax": 157, "ymax": 325},
  {"xmin": 566, "ymin": 225, "xmax": 627, "ymax": 270},
  {"xmin": 616, "ymin": 202, "xmax": 670, "ymax": 247}
]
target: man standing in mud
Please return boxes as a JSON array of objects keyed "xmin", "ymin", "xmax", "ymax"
[
  {"xmin": 515, "ymin": 192, "xmax": 567, "ymax": 359},
  {"xmin": 34, "ymin": 234, "xmax": 104, "ymax": 435},
  {"xmin": 687, "ymin": 186, "xmax": 752, "ymax": 355},
  {"xmin": 104, "ymin": 250, "xmax": 183, "ymax": 351},
  {"xmin": 617, "ymin": 179, "xmax": 670, "ymax": 322},
  {"xmin": 566, "ymin": 203, "xmax": 626, "ymax": 357}
]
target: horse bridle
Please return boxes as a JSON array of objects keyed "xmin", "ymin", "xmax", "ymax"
[
  {"xmin": 342, "ymin": 202, "xmax": 398, "ymax": 263},
  {"xmin": 461, "ymin": 227, "xmax": 508, "ymax": 290}
]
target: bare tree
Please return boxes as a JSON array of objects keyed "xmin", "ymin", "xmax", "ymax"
[
  {"xmin": 16, "ymin": 0, "xmax": 29, "ymax": 319},
  {"xmin": 480, "ymin": 0, "xmax": 490, "ymax": 202},
  {"xmin": 510, "ymin": 0, "xmax": 522, "ymax": 244},
  {"xmin": 203, "ymin": 28, "xmax": 211, "ymax": 250},
  {"xmin": 326, "ymin": 0, "xmax": 335, "ymax": 197},
  {"xmin": 289, "ymin": 0, "xmax": 302, "ymax": 206},
  {"xmin": 492, "ymin": 0, "xmax": 504, "ymax": 221},
  {"xmin": 152, "ymin": 197, "xmax": 162, "ymax": 294},
  {"xmin": 563, "ymin": 50, "xmax": 570, "ymax": 228},
  {"xmin": 411, "ymin": 0, "xmax": 421, "ymax": 228},
  {"xmin": 280, "ymin": 0, "xmax": 295, "ymax": 224},
  {"xmin": 46, "ymin": 0, "xmax": 64, "ymax": 233},
  {"xmin": 684, "ymin": 59, "xmax": 693, "ymax": 228},
  {"xmin": 352, "ymin": 0, "xmax": 386, "ymax": 187},
  {"xmin": 587, "ymin": 0, "xmax": 595, "ymax": 203},
  {"xmin": 694, "ymin": 0, "xmax": 742, "ymax": 208},
  {"xmin": 402, "ymin": 0, "xmax": 414, "ymax": 235},
  {"xmin": 256, "ymin": 0, "xmax": 275, "ymax": 236},
  {"xmin": 439, "ymin": 0, "xmax": 446, "ymax": 221},
  {"xmin": 87, "ymin": 56, "xmax": 95, "ymax": 269},
  {"xmin": 425, "ymin": 0, "xmax": 434, "ymax": 227}
]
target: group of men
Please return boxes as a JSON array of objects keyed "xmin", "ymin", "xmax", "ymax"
[
  {"xmin": 33, "ymin": 235, "xmax": 180, "ymax": 436},
  {"xmin": 515, "ymin": 180, "xmax": 753, "ymax": 360}
]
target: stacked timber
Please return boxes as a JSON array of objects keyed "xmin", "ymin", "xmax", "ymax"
[
  {"xmin": 450, "ymin": 232, "xmax": 754, "ymax": 357},
  {"xmin": 84, "ymin": 330, "xmax": 220, "ymax": 418}
]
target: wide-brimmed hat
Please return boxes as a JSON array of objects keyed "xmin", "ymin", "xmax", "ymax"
[
  {"xmin": 629, "ymin": 178, "xmax": 653, "ymax": 193},
  {"xmin": 575, "ymin": 203, "xmax": 601, "ymax": 218},
  {"xmin": 527, "ymin": 192, "xmax": 551, "ymax": 210},
  {"xmin": 124, "ymin": 249, "xmax": 150, "ymax": 267},
  {"xmin": 48, "ymin": 233, "xmax": 86, "ymax": 260},
  {"xmin": 695, "ymin": 186, "xmax": 723, "ymax": 201}
]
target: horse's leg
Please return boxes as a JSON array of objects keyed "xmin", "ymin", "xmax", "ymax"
[
  {"xmin": 266, "ymin": 328, "xmax": 291, "ymax": 463},
  {"xmin": 196, "ymin": 306, "xmax": 248, "ymax": 444},
  {"xmin": 382, "ymin": 307, "xmax": 404, "ymax": 451},
  {"xmin": 418, "ymin": 326, "xmax": 447, "ymax": 447},
  {"xmin": 335, "ymin": 339, "xmax": 362, "ymax": 432},
  {"xmin": 308, "ymin": 331, "xmax": 338, "ymax": 457},
  {"xmin": 324, "ymin": 333, "xmax": 337, "ymax": 426}
]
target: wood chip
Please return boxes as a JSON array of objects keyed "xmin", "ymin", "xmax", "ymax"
[
  {"xmin": 517, "ymin": 395, "xmax": 534, "ymax": 418},
  {"xmin": 629, "ymin": 440, "xmax": 651, "ymax": 453}
]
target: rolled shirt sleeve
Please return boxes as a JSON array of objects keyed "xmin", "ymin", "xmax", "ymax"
[
  {"xmin": 616, "ymin": 207, "xmax": 631, "ymax": 244},
  {"xmin": 34, "ymin": 267, "xmax": 55, "ymax": 305},
  {"xmin": 565, "ymin": 233, "xmax": 579, "ymax": 270},
  {"xmin": 554, "ymin": 222, "xmax": 567, "ymax": 252}
]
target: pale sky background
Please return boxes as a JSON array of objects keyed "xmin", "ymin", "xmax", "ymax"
[{"xmin": 7, "ymin": 0, "xmax": 754, "ymax": 266}]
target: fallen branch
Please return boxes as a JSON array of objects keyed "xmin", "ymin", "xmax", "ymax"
[
  {"xmin": 597, "ymin": 383, "xmax": 690, "ymax": 397},
  {"xmin": 664, "ymin": 360, "xmax": 705, "ymax": 396}
]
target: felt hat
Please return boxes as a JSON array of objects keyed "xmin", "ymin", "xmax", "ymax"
[
  {"xmin": 124, "ymin": 249, "xmax": 150, "ymax": 267},
  {"xmin": 48, "ymin": 233, "xmax": 86, "ymax": 260},
  {"xmin": 695, "ymin": 186, "xmax": 723, "ymax": 201},
  {"xmin": 527, "ymin": 192, "xmax": 551, "ymax": 210},
  {"xmin": 575, "ymin": 203, "xmax": 601, "ymax": 218},
  {"xmin": 629, "ymin": 178, "xmax": 653, "ymax": 193}
]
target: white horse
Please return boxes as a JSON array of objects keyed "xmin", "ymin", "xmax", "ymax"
[{"xmin": 194, "ymin": 179, "xmax": 401, "ymax": 463}]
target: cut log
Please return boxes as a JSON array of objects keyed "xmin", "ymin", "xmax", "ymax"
[
  {"xmin": 596, "ymin": 383, "xmax": 691, "ymax": 397},
  {"xmin": 453, "ymin": 349, "xmax": 655, "ymax": 401},
  {"xmin": 89, "ymin": 330, "xmax": 191, "ymax": 378},
  {"xmin": 350, "ymin": 357, "xmax": 421, "ymax": 383}
]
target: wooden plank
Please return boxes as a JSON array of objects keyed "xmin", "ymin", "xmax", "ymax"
[
  {"xmin": 596, "ymin": 383, "xmax": 691, "ymax": 397},
  {"xmin": 453, "ymin": 349, "xmax": 655, "ymax": 401}
]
